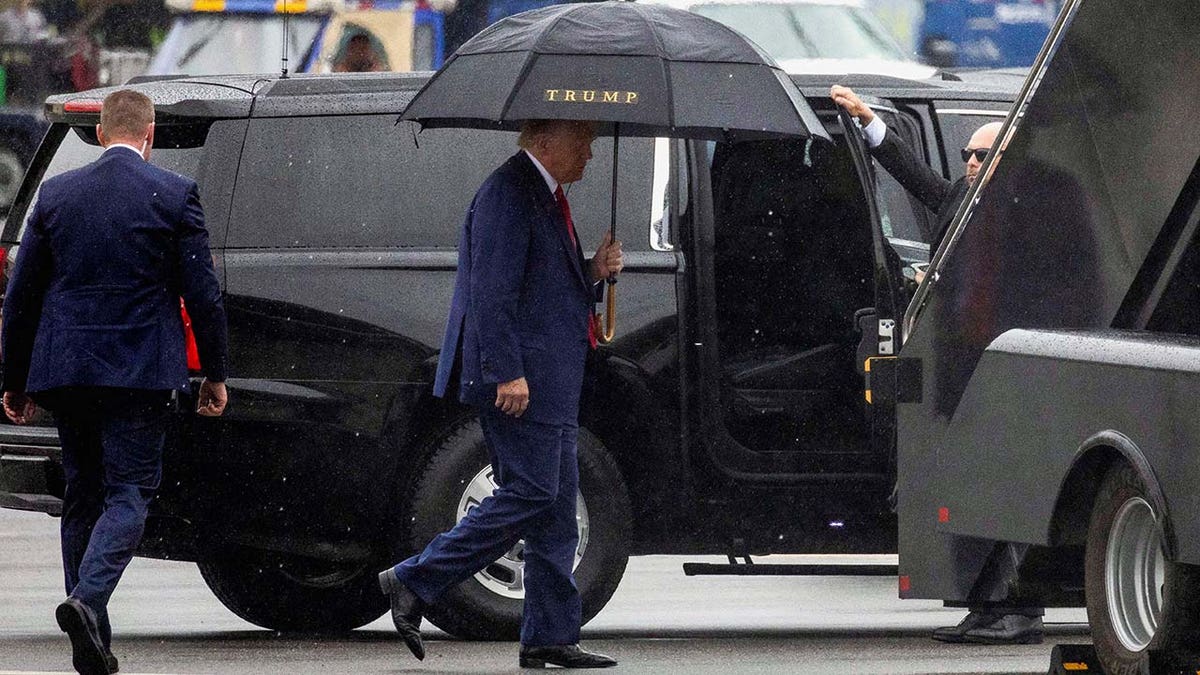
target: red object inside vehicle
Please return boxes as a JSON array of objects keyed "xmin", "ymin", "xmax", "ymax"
[{"xmin": 180, "ymin": 300, "xmax": 201, "ymax": 372}]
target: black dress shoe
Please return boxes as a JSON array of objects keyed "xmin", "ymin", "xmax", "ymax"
[
  {"xmin": 931, "ymin": 610, "xmax": 999, "ymax": 643},
  {"xmin": 378, "ymin": 568, "xmax": 425, "ymax": 661},
  {"xmin": 55, "ymin": 597, "xmax": 111, "ymax": 675},
  {"xmin": 962, "ymin": 613, "xmax": 1044, "ymax": 645},
  {"xmin": 519, "ymin": 644, "xmax": 617, "ymax": 669},
  {"xmin": 105, "ymin": 652, "xmax": 119, "ymax": 673}
]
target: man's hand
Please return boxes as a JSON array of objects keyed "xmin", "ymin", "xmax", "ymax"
[
  {"xmin": 495, "ymin": 377, "xmax": 530, "ymax": 417},
  {"xmin": 3, "ymin": 392, "xmax": 36, "ymax": 425},
  {"xmin": 196, "ymin": 379, "xmax": 228, "ymax": 417},
  {"xmin": 589, "ymin": 231, "xmax": 623, "ymax": 283},
  {"xmin": 830, "ymin": 85, "xmax": 875, "ymax": 127}
]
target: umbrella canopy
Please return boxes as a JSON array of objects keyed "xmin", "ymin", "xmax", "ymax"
[{"xmin": 400, "ymin": 0, "xmax": 829, "ymax": 142}]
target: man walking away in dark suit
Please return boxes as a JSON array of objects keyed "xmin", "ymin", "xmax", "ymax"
[
  {"xmin": 832, "ymin": 85, "xmax": 1001, "ymax": 263},
  {"xmin": 831, "ymin": 84, "xmax": 1042, "ymax": 646},
  {"xmin": 1, "ymin": 89, "xmax": 229, "ymax": 675},
  {"xmin": 379, "ymin": 119, "xmax": 622, "ymax": 669}
]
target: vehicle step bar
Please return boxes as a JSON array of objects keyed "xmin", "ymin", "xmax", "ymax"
[{"xmin": 683, "ymin": 557, "xmax": 897, "ymax": 577}]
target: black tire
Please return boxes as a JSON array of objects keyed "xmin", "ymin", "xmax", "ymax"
[
  {"xmin": 1085, "ymin": 464, "xmax": 1200, "ymax": 674},
  {"xmin": 197, "ymin": 546, "xmax": 387, "ymax": 632},
  {"xmin": 400, "ymin": 418, "xmax": 632, "ymax": 640}
]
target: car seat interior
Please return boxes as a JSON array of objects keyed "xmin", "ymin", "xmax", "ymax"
[{"xmin": 710, "ymin": 136, "xmax": 877, "ymax": 472}]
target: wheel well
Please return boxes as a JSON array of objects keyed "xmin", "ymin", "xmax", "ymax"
[
  {"xmin": 393, "ymin": 358, "xmax": 687, "ymax": 552},
  {"xmin": 580, "ymin": 356, "xmax": 691, "ymax": 550},
  {"xmin": 390, "ymin": 388, "xmax": 473, "ymax": 495},
  {"xmin": 1049, "ymin": 437, "xmax": 1176, "ymax": 560},
  {"xmin": 1048, "ymin": 445, "xmax": 1122, "ymax": 547}
]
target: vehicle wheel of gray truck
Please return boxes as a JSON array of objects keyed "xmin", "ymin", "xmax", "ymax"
[
  {"xmin": 1085, "ymin": 464, "xmax": 1200, "ymax": 674},
  {"xmin": 198, "ymin": 546, "xmax": 387, "ymax": 632},
  {"xmin": 400, "ymin": 418, "xmax": 632, "ymax": 640}
]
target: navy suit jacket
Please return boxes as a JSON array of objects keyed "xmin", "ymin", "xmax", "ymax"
[
  {"xmin": 433, "ymin": 151, "xmax": 594, "ymax": 426},
  {"xmin": 1, "ymin": 147, "xmax": 229, "ymax": 394}
]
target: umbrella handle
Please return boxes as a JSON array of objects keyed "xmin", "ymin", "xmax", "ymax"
[
  {"xmin": 596, "ymin": 124, "xmax": 621, "ymax": 346},
  {"xmin": 596, "ymin": 280, "xmax": 617, "ymax": 345}
]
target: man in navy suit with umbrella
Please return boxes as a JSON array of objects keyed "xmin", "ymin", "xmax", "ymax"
[
  {"xmin": 386, "ymin": 2, "xmax": 824, "ymax": 667},
  {"xmin": 2, "ymin": 89, "xmax": 229, "ymax": 675},
  {"xmin": 380, "ymin": 118, "xmax": 623, "ymax": 669}
]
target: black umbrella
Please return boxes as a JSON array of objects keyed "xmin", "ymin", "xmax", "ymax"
[{"xmin": 401, "ymin": 0, "xmax": 829, "ymax": 342}]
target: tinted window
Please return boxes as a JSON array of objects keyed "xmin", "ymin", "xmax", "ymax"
[
  {"xmin": 875, "ymin": 110, "xmax": 933, "ymax": 247},
  {"xmin": 936, "ymin": 109, "xmax": 1008, "ymax": 180},
  {"xmin": 48, "ymin": 127, "xmax": 202, "ymax": 179},
  {"xmin": 9, "ymin": 124, "xmax": 216, "ymax": 243},
  {"xmin": 229, "ymin": 115, "xmax": 655, "ymax": 250}
]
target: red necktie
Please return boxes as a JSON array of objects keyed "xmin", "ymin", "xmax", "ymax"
[
  {"xmin": 554, "ymin": 185, "xmax": 577, "ymax": 249},
  {"xmin": 555, "ymin": 185, "xmax": 599, "ymax": 349}
]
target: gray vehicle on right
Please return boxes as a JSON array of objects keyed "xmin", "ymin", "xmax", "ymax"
[{"xmin": 876, "ymin": 0, "xmax": 1200, "ymax": 672}]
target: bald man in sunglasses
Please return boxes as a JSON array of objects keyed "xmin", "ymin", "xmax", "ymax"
[
  {"xmin": 832, "ymin": 85, "xmax": 1002, "ymax": 261},
  {"xmin": 832, "ymin": 85, "xmax": 1043, "ymax": 646}
]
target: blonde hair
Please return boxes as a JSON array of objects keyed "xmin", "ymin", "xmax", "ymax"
[
  {"xmin": 518, "ymin": 119, "xmax": 559, "ymax": 150},
  {"xmin": 100, "ymin": 90, "xmax": 154, "ymax": 140}
]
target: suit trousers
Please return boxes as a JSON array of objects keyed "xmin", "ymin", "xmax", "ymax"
[
  {"xmin": 45, "ymin": 387, "xmax": 172, "ymax": 650},
  {"xmin": 393, "ymin": 406, "xmax": 582, "ymax": 647}
]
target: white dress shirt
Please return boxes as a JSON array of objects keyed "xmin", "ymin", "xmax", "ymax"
[
  {"xmin": 858, "ymin": 116, "xmax": 887, "ymax": 149},
  {"xmin": 105, "ymin": 143, "xmax": 146, "ymax": 160}
]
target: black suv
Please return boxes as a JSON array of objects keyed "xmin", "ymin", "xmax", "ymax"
[{"xmin": 0, "ymin": 70, "xmax": 1016, "ymax": 638}]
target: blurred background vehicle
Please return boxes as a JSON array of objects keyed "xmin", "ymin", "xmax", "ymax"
[
  {"xmin": 918, "ymin": 0, "xmax": 1058, "ymax": 68},
  {"xmin": 639, "ymin": 0, "xmax": 936, "ymax": 79},
  {"xmin": 0, "ymin": 0, "xmax": 453, "ymax": 215},
  {"xmin": 149, "ymin": 0, "xmax": 451, "ymax": 76}
]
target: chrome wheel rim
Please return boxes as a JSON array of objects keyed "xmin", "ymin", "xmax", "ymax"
[
  {"xmin": 456, "ymin": 465, "xmax": 589, "ymax": 599},
  {"xmin": 1105, "ymin": 496, "xmax": 1165, "ymax": 652}
]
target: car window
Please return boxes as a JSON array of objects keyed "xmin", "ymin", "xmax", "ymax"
[
  {"xmin": 936, "ymin": 108, "xmax": 1009, "ymax": 180},
  {"xmin": 7, "ymin": 124, "xmax": 215, "ymax": 244},
  {"xmin": 690, "ymin": 3, "xmax": 908, "ymax": 61},
  {"xmin": 566, "ymin": 135, "xmax": 656, "ymax": 252},
  {"xmin": 228, "ymin": 115, "xmax": 656, "ymax": 250},
  {"xmin": 873, "ymin": 110, "xmax": 931, "ymax": 247},
  {"xmin": 150, "ymin": 14, "xmax": 324, "ymax": 76},
  {"xmin": 329, "ymin": 24, "xmax": 391, "ymax": 73}
]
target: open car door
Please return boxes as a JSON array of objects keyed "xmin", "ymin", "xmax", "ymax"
[{"xmin": 837, "ymin": 108, "xmax": 910, "ymax": 469}]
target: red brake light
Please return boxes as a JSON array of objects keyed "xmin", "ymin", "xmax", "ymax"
[{"xmin": 63, "ymin": 101, "xmax": 104, "ymax": 113}]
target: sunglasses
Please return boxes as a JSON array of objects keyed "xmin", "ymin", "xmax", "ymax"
[{"xmin": 961, "ymin": 147, "xmax": 989, "ymax": 163}]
